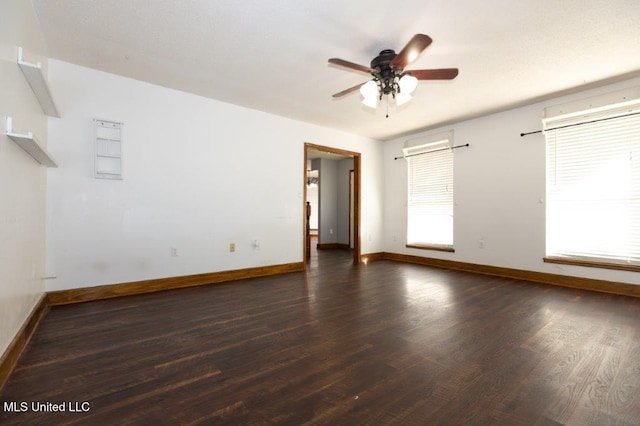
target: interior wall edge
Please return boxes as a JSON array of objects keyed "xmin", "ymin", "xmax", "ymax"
[{"xmin": 0, "ymin": 294, "xmax": 49, "ymax": 392}]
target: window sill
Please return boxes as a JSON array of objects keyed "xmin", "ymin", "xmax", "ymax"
[
  {"xmin": 406, "ymin": 244, "xmax": 455, "ymax": 253},
  {"xmin": 543, "ymin": 256, "xmax": 640, "ymax": 273}
]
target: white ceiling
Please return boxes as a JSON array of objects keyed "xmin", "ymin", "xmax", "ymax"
[{"xmin": 33, "ymin": 0, "xmax": 640, "ymax": 140}]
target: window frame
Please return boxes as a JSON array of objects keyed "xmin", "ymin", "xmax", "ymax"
[
  {"xmin": 404, "ymin": 132, "xmax": 455, "ymax": 252},
  {"xmin": 543, "ymin": 93, "xmax": 640, "ymax": 272}
]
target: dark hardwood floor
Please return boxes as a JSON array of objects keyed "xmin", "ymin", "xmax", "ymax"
[{"xmin": 2, "ymin": 247, "xmax": 640, "ymax": 425}]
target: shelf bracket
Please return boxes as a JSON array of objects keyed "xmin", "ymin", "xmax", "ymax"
[
  {"xmin": 4, "ymin": 116, "xmax": 58, "ymax": 167},
  {"xmin": 17, "ymin": 47, "xmax": 60, "ymax": 118}
]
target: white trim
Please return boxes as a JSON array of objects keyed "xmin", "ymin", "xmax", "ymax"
[
  {"xmin": 543, "ymin": 86, "xmax": 640, "ymax": 125},
  {"xmin": 402, "ymin": 130, "xmax": 453, "ymax": 157}
]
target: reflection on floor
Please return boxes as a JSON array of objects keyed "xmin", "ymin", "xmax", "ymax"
[{"xmin": 307, "ymin": 236, "xmax": 353, "ymax": 271}]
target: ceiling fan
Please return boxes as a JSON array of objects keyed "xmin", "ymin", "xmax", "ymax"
[{"xmin": 329, "ymin": 34, "xmax": 458, "ymax": 110}]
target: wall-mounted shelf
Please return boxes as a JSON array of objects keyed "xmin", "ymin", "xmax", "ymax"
[
  {"xmin": 5, "ymin": 117, "xmax": 57, "ymax": 167},
  {"xmin": 94, "ymin": 119, "xmax": 122, "ymax": 179},
  {"xmin": 17, "ymin": 47, "xmax": 60, "ymax": 118}
]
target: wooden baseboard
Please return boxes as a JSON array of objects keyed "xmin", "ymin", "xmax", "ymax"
[
  {"xmin": 0, "ymin": 294, "xmax": 49, "ymax": 391},
  {"xmin": 372, "ymin": 252, "xmax": 640, "ymax": 298},
  {"xmin": 46, "ymin": 262, "xmax": 305, "ymax": 306},
  {"xmin": 1, "ymin": 262, "xmax": 304, "ymax": 390},
  {"xmin": 362, "ymin": 252, "xmax": 386, "ymax": 262},
  {"xmin": 317, "ymin": 243, "xmax": 351, "ymax": 250}
]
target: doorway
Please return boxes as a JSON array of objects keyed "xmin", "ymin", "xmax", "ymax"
[{"xmin": 303, "ymin": 143, "xmax": 361, "ymax": 265}]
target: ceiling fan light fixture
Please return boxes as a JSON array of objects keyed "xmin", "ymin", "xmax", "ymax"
[
  {"xmin": 399, "ymin": 74, "xmax": 418, "ymax": 94},
  {"xmin": 362, "ymin": 94, "xmax": 379, "ymax": 109},
  {"xmin": 360, "ymin": 80, "xmax": 378, "ymax": 97},
  {"xmin": 360, "ymin": 80, "xmax": 379, "ymax": 108},
  {"xmin": 396, "ymin": 92, "xmax": 412, "ymax": 106}
]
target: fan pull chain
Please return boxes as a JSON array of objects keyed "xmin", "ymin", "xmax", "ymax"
[{"xmin": 386, "ymin": 95, "xmax": 389, "ymax": 118}]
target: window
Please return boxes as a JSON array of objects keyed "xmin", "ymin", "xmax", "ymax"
[
  {"xmin": 405, "ymin": 133, "xmax": 454, "ymax": 251},
  {"xmin": 544, "ymin": 95, "xmax": 640, "ymax": 270}
]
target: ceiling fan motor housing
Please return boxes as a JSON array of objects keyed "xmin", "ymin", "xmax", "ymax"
[
  {"xmin": 370, "ymin": 49, "xmax": 397, "ymax": 70},
  {"xmin": 371, "ymin": 49, "xmax": 399, "ymax": 96}
]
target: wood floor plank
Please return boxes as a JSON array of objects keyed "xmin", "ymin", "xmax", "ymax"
[{"xmin": 2, "ymin": 250, "xmax": 640, "ymax": 424}]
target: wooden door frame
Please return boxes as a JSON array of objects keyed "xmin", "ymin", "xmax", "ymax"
[
  {"xmin": 349, "ymin": 169, "xmax": 354, "ymax": 249},
  {"xmin": 303, "ymin": 143, "xmax": 361, "ymax": 265}
]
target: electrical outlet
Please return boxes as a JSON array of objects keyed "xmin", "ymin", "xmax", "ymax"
[
  {"xmin": 170, "ymin": 247, "xmax": 178, "ymax": 257},
  {"xmin": 229, "ymin": 243, "xmax": 235, "ymax": 252}
]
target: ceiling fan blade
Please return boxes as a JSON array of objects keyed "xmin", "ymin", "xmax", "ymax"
[
  {"xmin": 332, "ymin": 81, "xmax": 367, "ymax": 98},
  {"xmin": 389, "ymin": 34, "xmax": 433, "ymax": 69},
  {"xmin": 409, "ymin": 68, "xmax": 459, "ymax": 80},
  {"xmin": 328, "ymin": 58, "xmax": 371, "ymax": 74}
]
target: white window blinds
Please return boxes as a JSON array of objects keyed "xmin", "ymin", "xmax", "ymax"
[
  {"xmin": 545, "ymin": 99, "xmax": 640, "ymax": 266},
  {"xmin": 405, "ymin": 138, "xmax": 454, "ymax": 248}
]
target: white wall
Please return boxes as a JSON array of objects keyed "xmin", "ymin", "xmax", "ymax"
[
  {"xmin": 383, "ymin": 76, "xmax": 640, "ymax": 286},
  {"xmin": 0, "ymin": 0, "xmax": 49, "ymax": 355},
  {"xmin": 46, "ymin": 60, "xmax": 384, "ymax": 291},
  {"xmin": 317, "ymin": 157, "xmax": 353, "ymax": 245},
  {"xmin": 318, "ymin": 158, "xmax": 338, "ymax": 244}
]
